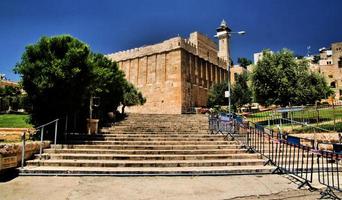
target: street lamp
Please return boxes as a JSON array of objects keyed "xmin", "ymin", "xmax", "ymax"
[
  {"xmin": 215, "ymin": 20, "xmax": 245, "ymax": 116},
  {"xmin": 227, "ymin": 31, "xmax": 245, "ymax": 115}
]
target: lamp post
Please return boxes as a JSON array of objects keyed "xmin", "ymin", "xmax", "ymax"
[
  {"xmin": 215, "ymin": 20, "xmax": 245, "ymax": 116},
  {"xmin": 227, "ymin": 31, "xmax": 245, "ymax": 115}
]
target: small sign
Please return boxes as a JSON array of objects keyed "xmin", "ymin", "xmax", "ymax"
[
  {"xmin": 225, "ymin": 91, "xmax": 230, "ymax": 98},
  {"xmin": 287, "ymin": 135, "xmax": 300, "ymax": 146}
]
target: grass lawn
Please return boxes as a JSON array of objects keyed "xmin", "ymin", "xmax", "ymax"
[
  {"xmin": 0, "ymin": 114, "xmax": 33, "ymax": 128},
  {"xmin": 247, "ymin": 106, "xmax": 342, "ymax": 123}
]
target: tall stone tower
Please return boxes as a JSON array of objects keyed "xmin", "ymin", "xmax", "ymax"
[{"xmin": 216, "ymin": 20, "xmax": 231, "ymax": 65}]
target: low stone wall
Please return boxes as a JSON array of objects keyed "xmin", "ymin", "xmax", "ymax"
[
  {"xmin": 0, "ymin": 128, "xmax": 35, "ymax": 142},
  {"xmin": 290, "ymin": 132, "xmax": 340, "ymax": 151},
  {"xmin": 0, "ymin": 141, "xmax": 50, "ymax": 171}
]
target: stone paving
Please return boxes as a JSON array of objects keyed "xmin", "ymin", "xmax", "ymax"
[{"xmin": 0, "ymin": 174, "xmax": 324, "ymax": 200}]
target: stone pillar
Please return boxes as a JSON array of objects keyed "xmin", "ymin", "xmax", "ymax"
[
  {"xmin": 212, "ymin": 64, "xmax": 216, "ymax": 85},
  {"xmin": 207, "ymin": 63, "xmax": 212, "ymax": 88},
  {"xmin": 191, "ymin": 54, "xmax": 195, "ymax": 84},
  {"xmin": 194, "ymin": 56, "xmax": 198, "ymax": 85},
  {"xmin": 202, "ymin": 60, "xmax": 207, "ymax": 88},
  {"xmin": 216, "ymin": 67, "xmax": 221, "ymax": 83},
  {"xmin": 198, "ymin": 60, "xmax": 201, "ymax": 86}
]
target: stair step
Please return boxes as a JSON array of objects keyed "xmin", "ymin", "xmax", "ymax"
[
  {"xmin": 63, "ymin": 140, "xmax": 237, "ymax": 145},
  {"xmin": 19, "ymin": 165, "xmax": 275, "ymax": 176},
  {"xmin": 44, "ymin": 148, "xmax": 247, "ymax": 155},
  {"xmin": 40, "ymin": 153, "xmax": 261, "ymax": 160},
  {"xmin": 66, "ymin": 136, "xmax": 226, "ymax": 141},
  {"xmin": 26, "ymin": 159, "xmax": 266, "ymax": 167},
  {"xmin": 51, "ymin": 144, "xmax": 242, "ymax": 150},
  {"xmin": 20, "ymin": 114, "xmax": 270, "ymax": 176},
  {"xmin": 86, "ymin": 134, "xmax": 220, "ymax": 137}
]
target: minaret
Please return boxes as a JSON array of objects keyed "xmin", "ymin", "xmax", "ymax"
[{"xmin": 216, "ymin": 20, "xmax": 231, "ymax": 65}]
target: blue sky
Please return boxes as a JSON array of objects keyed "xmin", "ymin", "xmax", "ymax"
[{"xmin": 1, "ymin": 0, "xmax": 342, "ymax": 81}]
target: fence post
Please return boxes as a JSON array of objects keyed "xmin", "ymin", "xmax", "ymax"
[
  {"xmin": 54, "ymin": 119, "xmax": 58, "ymax": 146},
  {"xmin": 333, "ymin": 102, "xmax": 336, "ymax": 131},
  {"xmin": 315, "ymin": 102, "xmax": 319, "ymax": 127},
  {"xmin": 39, "ymin": 127, "xmax": 44, "ymax": 159},
  {"xmin": 21, "ymin": 131, "xmax": 26, "ymax": 169}
]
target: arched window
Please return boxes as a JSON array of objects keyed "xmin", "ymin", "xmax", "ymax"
[{"xmin": 330, "ymin": 82, "xmax": 336, "ymax": 88}]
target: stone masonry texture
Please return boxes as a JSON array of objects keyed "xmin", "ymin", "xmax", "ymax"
[{"xmin": 107, "ymin": 32, "xmax": 228, "ymax": 114}]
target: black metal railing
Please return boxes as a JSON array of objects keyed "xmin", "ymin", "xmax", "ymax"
[
  {"xmin": 317, "ymin": 148, "xmax": 342, "ymax": 199},
  {"xmin": 209, "ymin": 113, "xmax": 342, "ymax": 198},
  {"xmin": 209, "ymin": 113, "xmax": 316, "ymax": 189}
]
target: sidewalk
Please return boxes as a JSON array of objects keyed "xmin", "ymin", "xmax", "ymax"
[{"xmin": 0, "ymin": 174, "xmax": 322, "ymax": 200}]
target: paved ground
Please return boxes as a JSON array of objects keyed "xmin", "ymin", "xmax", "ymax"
[{"xmin": 0, "ymin": 173, "xmax": 326, "ymax": 200}]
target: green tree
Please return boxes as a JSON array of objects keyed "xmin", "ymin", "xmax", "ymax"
[
  {"xmin": 14, "ymin": 34, "xmax": 146, "ymax": 133},
  {"xmin": 14, "ymin": 35, "xmax": 93, "ymax": 126},
  {"xmin": 207, "ymin": 82, "xmax": 228, "ymax": 108},
  {"xmin": 0, "ymin": 85, "xmax": 22, "ymax": 111},
  {"xmin": 89, "ymin": 53, "xmax": 126, "ymax": 120},
  {"xmin": 237, "ymin": 57, "xmax": 252, "ymax": 68},
  {"xmin": 121, "ymin": 82, "xmax": 146, "ymax": 114},
  {"xmin": 231, "ymin": 73, "xmax": 252, "ymax": 110},
  {"xmin": 251, "ymin": 49, "xmax": 333, "ymax": 107},
  {"xmin": 312, "ymin": 55, "xmax": 320, "ymax": 64}
]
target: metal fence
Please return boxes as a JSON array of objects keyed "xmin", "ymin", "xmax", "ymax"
[
  {"xmin": 210, "ymin": 113, "xmax": 342, "ymax": 198},
  {"xmin": 247, "ymin": 102, "xmax": 342, "ymax": 132},
  {"xmin": 317, "ymin": 146, "xmax": 342, "ymax": 199}
]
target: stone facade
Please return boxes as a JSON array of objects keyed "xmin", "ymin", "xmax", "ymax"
[
  {"xmin": 107, "ymin": 32, "xmax": 228, "ymax": 114},
  {"xmin": 310, "ymin": 42, "xmax": 342, "ymax": 99}
]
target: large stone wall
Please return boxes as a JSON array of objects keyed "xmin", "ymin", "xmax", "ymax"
[
  {"xmin": 181, "ymin": 49, "xmax": 228, "ymax": 113},
  {"xmin": 107, "ymin": 32, "xmax": 228, "ymax": 114},
  {"xmin": 112, "ymin": 50, "xmax": 182, "ymax": 114}
]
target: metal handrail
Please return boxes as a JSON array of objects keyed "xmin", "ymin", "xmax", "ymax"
[
  {"xmin": 36, "ymin": 119, "xmax": 59, "ymax": 129},
  {"xmin": 21, "ymin": 118, "xmax": 59, "ymax": 169}
]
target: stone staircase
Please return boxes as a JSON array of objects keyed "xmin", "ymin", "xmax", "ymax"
[{"xmin": 19, "ymin": 114, "xmax": 274, "ymax": 176}]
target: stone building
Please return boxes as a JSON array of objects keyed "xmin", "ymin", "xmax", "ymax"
[
  {"xmin": 310, "ymin": 42, "xmax": 342, "ymax": 99},
  {"xmin": 107, "ymin": 22, "xmax": 231, "ymax": 114}
]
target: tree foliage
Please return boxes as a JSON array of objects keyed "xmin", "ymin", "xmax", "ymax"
[
  {"xmin": 89, "ymin": 53, "xmax": 126, "ymax": 119},
  {"xmin": 207, "ymin": 73, "xmax": 252, "ymax": 110},
  {"xmin": 14, "ymin": 35, "xmax": 145, "ymax": 130},
  {"xmin": 121, "ymin": 82, "xmax": 146, "ymax": 114},
  {"xmin": 0, "ymin": 85, "xmax": 24, "ymax": 111},
  {"xmin": 237, "ymin": 57, "xmax": 252, "ymax": 68},
  {"xmin": 251, "ymin": 49, "xmax": 333, "ymax": 107},
  {"xmin": 312, "ymin": 55, "xmax": 320, "ymax": 64},
  {"xmin": 207, "ymin": 81, "xmax": 228, "ymax": 108},
  {"xmin": 231, "ymin": 73, "xmax": 252, "ymax": 109},
  {"xmin": 14, "ymin": 35, "xmax": 93, "ymax": 125}
]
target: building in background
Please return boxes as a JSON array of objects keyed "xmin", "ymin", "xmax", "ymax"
[
  {"xmin": 0, "ymin": 74, "xmax": 18, "ymax": 88},
  {"xmin": 107, "ymin": 22, "xmax": 232, "ymax": 114},
  {"xmin": 309, "ymin": 42, "xmax": 342, "ymax": 99}
]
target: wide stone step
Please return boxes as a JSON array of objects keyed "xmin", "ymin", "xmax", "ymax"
[
  {"xmin": 19, "ymin": 165, "xmax": 275, "ymax": 176},
  {"xmin": 51, "ymin": 144, "xmax": 241, "ymax": 150},
  {"xmin": 64, "ymin": 140, "xmax": 237, "ymax": 145},
  {"xmin": 103, "ymin": 130, "xmax": 210, "ymax": 134},
  {"xmin": 66, "ymin": 136, "xmax": 226, "ymax": 141},
  {"xmin": 40, "ymin": 153, "xmax": 261, "ymax": 160},
  {"xmin": 93, "ymin": 133, "xmax": 217, "ymax": 137},
  {"xmin": 44, "ymin": 148, "xmax": 247, "ymax": 155},
  {"xmin": 20, "ymin": 114, "xmax": 271, "ymax": 176},
  {"xmin": 26, "ymin": 159, "xmax": 266, "ymax": 167}
]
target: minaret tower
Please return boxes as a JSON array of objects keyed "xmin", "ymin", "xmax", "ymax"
[{"xmin": 216, "ymin": 20, "xmax": 232, "ymax": 65}]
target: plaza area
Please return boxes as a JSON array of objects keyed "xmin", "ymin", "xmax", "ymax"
[{"xmin": 0, "ymin": 174, "xmax": 321, "ymax": 200}]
